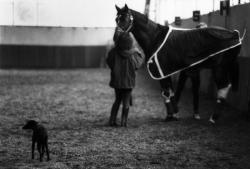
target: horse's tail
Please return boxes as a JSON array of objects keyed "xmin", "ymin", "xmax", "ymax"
[
  {"xmin": 225, "ymin": 28, "xmax": 245, "ymax": 92},
  {"xmin": 240, "ymin": 28, "xmax": 247, "ymax": 42},
  {"xmin": 228, "ymin": 46, "xmax": 241, "ymax": 91},
  {"xmin": 229, "ymin": 57, "xmax": 239, "ymax": 91}
]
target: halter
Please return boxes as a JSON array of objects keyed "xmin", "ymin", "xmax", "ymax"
[{"xmin": 116, "ymin": 13, "xmax": 134, "ymax": 33}]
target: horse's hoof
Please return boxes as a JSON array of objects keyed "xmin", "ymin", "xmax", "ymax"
[
  {"xmin": 209, "ymin": 116, "xmax": 216, "ymax": 124},
  {"xmin": 209, "ymin": 113, "xmax": 220, "ymax": 124},
  {"xmin": 193, "ymin": 114, "xmax": 201, "ymax": 120}
]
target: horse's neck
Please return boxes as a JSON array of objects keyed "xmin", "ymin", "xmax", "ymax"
[{"xmin": 131, "ymin": 13, "xmax": 168, "ymax": 60}]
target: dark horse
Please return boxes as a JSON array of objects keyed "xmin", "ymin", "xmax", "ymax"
[{"xmin": 115, "ymin": 4, "xmax": 243, "ymax": 123}]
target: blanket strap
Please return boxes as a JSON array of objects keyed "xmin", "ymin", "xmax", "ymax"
[
  {"xmin": 154, "ymin": 54, "xmax": 164, "ymax": 77},
  {"xmin": 147, "ymin": 27, "xmax": 173, "ymax": 79}
]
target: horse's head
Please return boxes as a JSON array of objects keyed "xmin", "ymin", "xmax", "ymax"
[
  {"xmin": 114, "ymin": 4, "xmax": 165, "ymax": 59},
  {"xmin": 115, "ymin": 4, "xmax": 134, "ymax": 32}
]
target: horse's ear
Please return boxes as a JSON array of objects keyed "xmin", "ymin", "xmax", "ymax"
[
  {"xmin": 124, "ymin": 4, "xmax": 129, "ymax": 12},
  {"xmin": 115, "ymin": 5, "xmax": 121, "ymax": 12}
]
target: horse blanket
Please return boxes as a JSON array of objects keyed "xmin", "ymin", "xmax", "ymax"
[{"xmin": 147, "ymin": 26, "xmax": 242, "ymax": 80}]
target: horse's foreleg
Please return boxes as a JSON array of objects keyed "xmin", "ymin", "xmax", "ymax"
[
  {"xmin": 175, "ymin": 71, "xmax": 188, "ymax": 104},
  {"xmin": 160, "ymin": 78, "xmax": 178, "ymax": 121},
  {"xmin": 162, "ymin": 89, "xmax": 179, "ymax": 121}
]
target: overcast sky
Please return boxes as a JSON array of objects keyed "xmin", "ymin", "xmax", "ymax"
[{"xmin": 0, "ymin": 0, "xmax": 248, "ymax": 27}]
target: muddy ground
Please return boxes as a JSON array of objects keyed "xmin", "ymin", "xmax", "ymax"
[{"xmin": 0, "ymin": 69, "xmax": 249, "ymax": 169}]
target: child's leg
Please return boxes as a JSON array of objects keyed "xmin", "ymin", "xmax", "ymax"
[
  {"xmin": 121, "ymin": 89, "xmax": 132, "ymax": 127},
  {"xmin": 129, "ymin": 94, "xmax": 133, "ymax": 106},
  {"xmin": 109, "ymin": 89, "xmax": 122, "ymax": 126}
]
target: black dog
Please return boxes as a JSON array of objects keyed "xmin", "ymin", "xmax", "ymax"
[{"xmin": 23, "ymin": 120, "xmax": 50, "ymax": 162}]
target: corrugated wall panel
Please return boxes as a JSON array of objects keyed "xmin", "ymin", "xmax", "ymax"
[{"xmin": 0, "ymin": 45, "xmax": 106, "ymax": 68}]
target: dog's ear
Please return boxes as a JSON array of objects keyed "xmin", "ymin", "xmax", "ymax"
[
  {"xmin": 27, "ymin": 120, "xmax": 38, "ymax": 126},
  {"xmin": 23, "ymin": 119, "xmax": 31, "ymax": 125},
  {"xmin": 115, "ymin": 5, "xmax": 121, "ymax": 12}
]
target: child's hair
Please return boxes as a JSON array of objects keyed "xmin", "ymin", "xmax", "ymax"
[{"xmin": 115, "ymin": 32, "xmax": 133, "ymax": 51}]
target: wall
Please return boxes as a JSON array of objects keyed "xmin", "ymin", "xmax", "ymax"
[
  {"xmin": 0, "ymin": 26, "xmax": 115, "ymax": 68},
  {"xmin": 178, "ymin": 3, "xmax": 250, "ymax": 57},
  {"xmin": 173, "ymin": 3, "xmax": 250, "ymax": 111}
]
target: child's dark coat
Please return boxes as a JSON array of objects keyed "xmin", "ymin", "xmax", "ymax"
[{"xmin": 106, "ymin": 33, "xmax": 144, "ymax": 89}]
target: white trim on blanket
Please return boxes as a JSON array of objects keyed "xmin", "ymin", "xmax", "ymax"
[
  {"xmin": 154, "ymin": 53, "xmax": 164, "ymax": 77},
  {"xmin": 147, "ymin": 26, "xmax": 242, "ymax": 80},
  {"xmin": 147, "ymin": 26, "xmax": 173, "ymax": 79}
]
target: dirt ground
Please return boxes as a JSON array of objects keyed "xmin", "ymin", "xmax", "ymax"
[{"xmin": 0, "ymin": 69, "xmax": 249, "ymax": 169}]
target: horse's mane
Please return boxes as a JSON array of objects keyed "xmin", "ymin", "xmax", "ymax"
[
  {"xmin": 130, "ymin": 9, "xmax": 162, "ymax": 31},
  {"xmin": 129, "ymin": 9, "xmax": 168, "ymax": 58}
]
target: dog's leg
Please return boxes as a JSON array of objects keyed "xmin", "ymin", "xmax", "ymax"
[
  {"xmin": 32, "ymin": 140, "xmax": 35, "ymax": 160},
  {"xmin": 45, "ymin": 140, "xmax": 50, "ymax": 161},
  {"xmin": 41, "ymin": 145, "xmax": 45, "ymax": 162},
  {"xmin": 37, "ymin": 143, "xmax": 42, "ymax": 162}
]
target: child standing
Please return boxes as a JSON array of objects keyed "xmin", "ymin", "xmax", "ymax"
[{"xmin": 106, "ymin": 32, "xmax": 144, "ymax": 127}]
